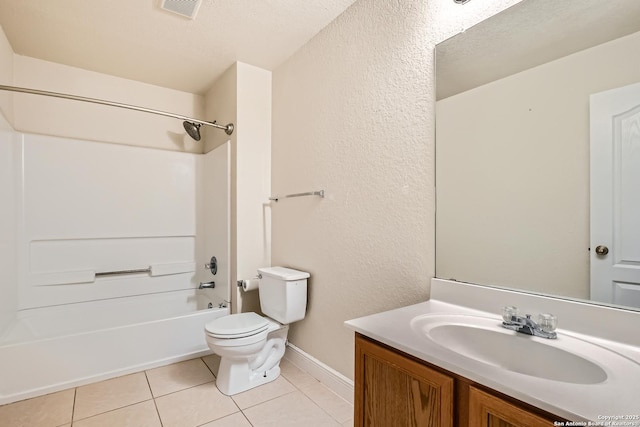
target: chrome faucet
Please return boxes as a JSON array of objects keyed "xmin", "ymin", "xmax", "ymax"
[
  {"xmin": 198, "ymin": 281, "xmax": 215, "ymax": 289},
  {"xmin": 501, "ymin": 307, "xmax": 557, "ymax": 339}
]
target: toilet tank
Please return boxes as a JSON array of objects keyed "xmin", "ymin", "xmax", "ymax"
[{"xmin": 257, "ymin": 267, "xmax": 310, "ymax": 324}]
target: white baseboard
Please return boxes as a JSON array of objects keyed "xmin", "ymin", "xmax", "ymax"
[{"xmin": 284, "ymin": 343, "xmax": 354, "ymax": 404}]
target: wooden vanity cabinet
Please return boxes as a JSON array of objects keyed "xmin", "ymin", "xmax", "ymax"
[
  {"xmin": 468, "ymin": 386, "xmax": 556, "ymax": 427},
  {"xmin": 355, "ymin": 332, "xmax": 454, "ymax": 426},
  {"xmin": 355, "ymin": 334, "xmax": 562, "ymax": 427}
]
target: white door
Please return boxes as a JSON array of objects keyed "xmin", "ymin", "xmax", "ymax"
[{"xmin": 590, "ymin": 82, "xmax": 640, "ymax": 307}]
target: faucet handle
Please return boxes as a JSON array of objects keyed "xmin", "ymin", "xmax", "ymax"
[
  {"xmin": 502, "ymin": 306, "xmax": 519, "ymax": 322},
  {"xmin": 538, "ymin": 313, "xmax": 558, "ymax": 332}
]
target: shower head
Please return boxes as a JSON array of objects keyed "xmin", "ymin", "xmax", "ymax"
[
  {"xmin": 183, "ymin": 120, "xmax": 234, "ymax": 141},
  {"xmin": 183, "ymin": 121, "xmax": 202, "ymax": 141}
]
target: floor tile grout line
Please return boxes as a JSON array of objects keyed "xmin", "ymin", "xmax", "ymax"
[
  {"xmin": 70, "ymin": 387, "xmax": 77, "ymax": 426},
  {"xmin": 230, "ymin": 374, "xmax": 301, "ymax": 410},
  {"xmin": 71, "ymin": 398, "xmax": 156, "ymax": 423},
  {"xmin": 284, "ymin": 372, "xmax": 353, "ymax": 424},
  {"xmin": 200, "ymin": 355, "xmax": 219, "ymax": 378},
  {"xmin": 150, "ymin": 378, "xmax": 218, "ymax": 400},
  {"xmin": 191, "ymin": 408, "xmax": 248, "ymax": 427},
  {"xmin": 146, "ymin": 357, "xmax": 217, "ymax": 398},
  {"xmin": 281, "ymin": 364, "xmax": 353, "ymax": 406},
  {"xmin": 152, "ymin": 397, "xmax": 165, "ymax": 427},
  {"xmin": 242, "ymin": 411, "xmax": 256, "ymax": 427},
  {"xmin": 298, "ymin": 381, "xmax": 353, "ymax": 406},
  {"xmin": 233, "ymin": 388, "xmax": 298, "ymax": 411},
  {"xmin": 304, "ymin": 392, "xmax": 346, "ymax": 427},
  {"xmin": 281, "ymin": 362, "xmax": 352, "ymax": 404},
  {"xmin": 233, "ymin": 371, "xmax": 350, "ymax": 422},
  {"xmin": 237, "ymin": 386, "xmax": 345, "ymax": 427},
  {"xmin": 144, "ymin": 370, "xmax": 165, "ymax": 427}
]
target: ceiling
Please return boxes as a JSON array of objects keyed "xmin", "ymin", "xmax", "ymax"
[{"xmin": 0, "ymin": 0, "xmax": 357, "ymax": 94}]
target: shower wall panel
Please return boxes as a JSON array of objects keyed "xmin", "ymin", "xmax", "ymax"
[
  {"xmin": 18, "ymin": 134, "xmax": 200, "ymax": 309},
  {"xmin": 200, "ymin": 142, "xmax": 231, "ymax": 305},
  {"xmin": 0, "ymin": 125, "xmax": 19, "ymax": 335}
]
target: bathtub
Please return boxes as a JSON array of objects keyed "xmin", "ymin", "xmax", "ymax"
[{"xmin": 0, "ymin": 290, "xmax": 228, "ymax": 405}]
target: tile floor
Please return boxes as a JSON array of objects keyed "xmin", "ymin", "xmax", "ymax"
[{"xmin": 0, "ymin": 355, "xmax": 353, "ymax": 427}]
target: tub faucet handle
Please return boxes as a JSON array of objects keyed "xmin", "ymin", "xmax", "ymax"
[{"xmin": 204, "ymin": 256, "xmax": 217, "ymax": 275}]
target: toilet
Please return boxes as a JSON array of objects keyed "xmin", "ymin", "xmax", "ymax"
[{"xmin": 204, "ymin": 266, "xmax": 310, "ymax": 395}]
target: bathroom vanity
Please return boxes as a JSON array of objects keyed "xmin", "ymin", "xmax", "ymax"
[
  {"xmin": 346, "ymin": 279, "xmax": 640, "ymax": 427},
  {"xmin": 354, "ymin": 334, "xmax": 560, "ymax": 426}
]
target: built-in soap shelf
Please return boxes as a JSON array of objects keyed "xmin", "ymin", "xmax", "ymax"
[{"xmin": 32, "ymin": 262, "xmax": 196, "ymax": 286}]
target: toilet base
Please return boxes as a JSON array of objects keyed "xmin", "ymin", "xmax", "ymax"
[
  {"xmin": 211, "ymin": 324, "xmax": 289, "ymax": 396},
  {"xmin": 216, "ymin": 360, "xmax": 281, "ymax": 395}
]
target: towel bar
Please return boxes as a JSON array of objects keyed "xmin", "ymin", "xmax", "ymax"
[{"xmin": 269, "ymin": 190, "xmax": 324, "ymax": 202}]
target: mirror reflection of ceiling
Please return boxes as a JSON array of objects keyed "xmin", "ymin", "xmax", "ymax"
[
  {"xmin": 0, "ymin": 0, "xmax": 356, "ymax": 94},
  {"xmin": 437, "ymin": 0, "xmax": 640, "ymax": 100}
]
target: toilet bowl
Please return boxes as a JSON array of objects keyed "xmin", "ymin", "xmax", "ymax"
[
  {"xmin": 205, "ymin": 312, "xmax": 288, "ymax": 395},
  {"xmin": 204, "ymin": 267, "xmax": 310, "ymax": 395}
]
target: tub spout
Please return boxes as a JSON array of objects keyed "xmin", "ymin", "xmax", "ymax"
[{"xmin": 199, "ymin": 281, "xmax": 215, "ymax": 289}]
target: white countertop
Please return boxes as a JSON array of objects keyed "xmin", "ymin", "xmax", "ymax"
[{"xmin": 345, "ymin": 280, "xmax": 640, "ymax": 423}]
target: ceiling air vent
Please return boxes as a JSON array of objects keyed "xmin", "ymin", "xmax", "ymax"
[{"xmin": 160, "ymin": 0, "xmax": 202, "ymax": 20}]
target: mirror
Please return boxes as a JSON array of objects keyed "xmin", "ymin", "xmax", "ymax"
[{"xmin": 435, "ymin": 0, "xmax": 640, "ymax": 310}]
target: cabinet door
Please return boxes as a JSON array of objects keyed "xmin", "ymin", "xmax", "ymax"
[
  {"xmin": 469, "ymin": 386, "xmax": 556, "ymax": 427},
  {"xmin": 355, "ymin": 335, "xmax": 454, "ymax": 427}
]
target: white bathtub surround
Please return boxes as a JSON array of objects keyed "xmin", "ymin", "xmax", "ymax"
[
  {"xmin": 0, "ymin": 292, "xmax": 228, "ymax": 405},
  {"xmin": 0, "ymin": 131, "xmax": 231, "ymax": 404},
  {"xmin": 17, "ymin": 133, "xmax": 203, "ymax": 309},
  {"xmin": 345, "ymin": 279, "xmax": 640, "ymax": 422}
]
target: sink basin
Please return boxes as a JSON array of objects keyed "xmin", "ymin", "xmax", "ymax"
[{"xmin": 411, "ymin": 314, "xmax": 608, "ymax": 384}]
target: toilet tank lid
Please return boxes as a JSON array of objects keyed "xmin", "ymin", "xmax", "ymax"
[{"xmin": 258, "ymin": 266, "xmax": 310, "ymax": 281}]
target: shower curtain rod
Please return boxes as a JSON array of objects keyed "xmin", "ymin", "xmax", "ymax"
[{"xmin": 0, "ymin": 84, "xmax": 234, "ymax": 135}]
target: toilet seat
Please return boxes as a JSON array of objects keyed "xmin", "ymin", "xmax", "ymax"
[{"xmin": 205, "ymin": 312, "xmax": 270, "ymax": 339}]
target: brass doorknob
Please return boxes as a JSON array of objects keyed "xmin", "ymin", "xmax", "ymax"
[{"xmin": 595, "ymin": 245, "xmax": 609, "ymax": 256}]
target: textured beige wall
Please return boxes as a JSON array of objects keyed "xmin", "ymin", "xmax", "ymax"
[
  {"xmin": 205, "ymin": 63, "xmax": 272, "ymax": 314},
  {"xmin": 205, "ymin": 64, "xmax": 239, "ymax": 311},
  {"xmin": 0, "ymin": 25, "xmax": 14, "ymax": 125},
  {"xmin": 272, "ymin": 0, "xmax": 522, "ymax": 379},
  {"xmin": 2, "ymin": 22, "xmax": 207, "ymax": 152},
  {"xmin": 0, "ymin": 115, "xmax": 18, "ymax": 335},
  {"xmin": 204, "ymin": 64, "xmax": 237, "ymax": 155},
  {"xmin": 11, "ymin": 55, "xmax": 205, "ymax": 152},
  {"xmin": 235, "ymin": 63, "xmax": 272, "ymax": 314},
  {"xmin": 436, "ymin": 30, "xmax": 640, "ymax": 299}
]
